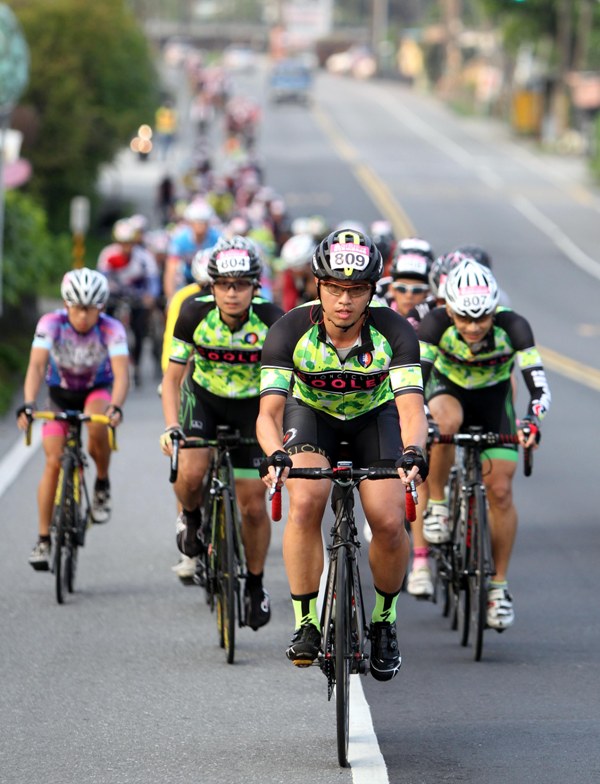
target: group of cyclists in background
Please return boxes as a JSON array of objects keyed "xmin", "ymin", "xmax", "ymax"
[{"xmin": 15, "ymin": 51, "xmax": 551, "ymax": 684}]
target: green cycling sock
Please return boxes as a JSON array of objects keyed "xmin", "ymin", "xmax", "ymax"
[
  {"xmin": 371, "ymin": 586, "xmax": 400, "ymax": 624},
  {"xmin": 291, "ymin": 591, "xmax": 320, "ymax": 630}
]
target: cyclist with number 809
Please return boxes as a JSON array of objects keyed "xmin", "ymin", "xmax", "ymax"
[
  {"xmin": 418, "ymin": 258, "xmax": 550, "ymax": 630},
  {"xmin": 160, "ymin": 236, "xmax": 284, "ymax": 630},
  {"xmin": 257, "ymin": 228, "xmax": 429, "ymax": 681}
]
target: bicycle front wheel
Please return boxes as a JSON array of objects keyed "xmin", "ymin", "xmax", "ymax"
[
  {"xmin": 335, "ymin": 546, "xmax": 352, "ymax": 768},
  {"xmin": 53, "ymin": 464, "xmax": 74, "ymax": 605},
  {"xmin": 469, "ymin": 486, "xmax": 489, "ymax": 662},
  {"xmin": 216, "ymin": 488, "xmax": 237, "ymax": 664}
]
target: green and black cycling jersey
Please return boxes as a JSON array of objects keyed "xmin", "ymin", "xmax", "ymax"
[
  {"xmin": 260, "ymin": 301, "xmax": 423, "ymax": 420},
  {"xmin": 418, "ymin": 306, "xmax": 551, "ymax": 420},
  {"xmin": 170, "ymin": 294, "xmax": 283, "ymax": 398}
]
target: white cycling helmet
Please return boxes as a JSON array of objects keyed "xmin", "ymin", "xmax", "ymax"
[
  {"xmin": 191, "ymin": 248, "xmax": 211, "ymax": 285},
  {"xmin": 113, "ymin": 217, "xmax": 137, "ymax": 243},
  {"xmin": 183, "ymin": 199, "xmax": 214, "ymax": 223},
  {"xmin": 280, "ymin": 233, "xmax": 315, "ymax": 270},
  {"xmin": 445, "ymin": 258, "xmax": 499, "ymax": 319},
  {"xmin": 61, "ymin": 268, "xmax": 109, "ymax": 307}
]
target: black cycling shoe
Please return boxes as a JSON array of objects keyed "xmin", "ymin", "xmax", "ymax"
[
  {"xmin": 244, "ymin": 587, "xmax": 271, "ymax": 631},
  {"xmin": 286, "ymin": 623, "xmax": 321, "ymax": 667},
  {"xmin": 369, "ymin": 621, "xmax": 401, "ymax": 682},
  {"xmin": 175, "ymin": 510, "xmax": 204, "ymax": 557}
]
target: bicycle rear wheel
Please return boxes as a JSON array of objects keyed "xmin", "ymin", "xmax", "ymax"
[
  {"xmin": 469, "ymin": 487, "xmax": 489, "ymax": 661},
  {"xmin": 335, "ymin": 546, "xmax": 352, "ymax": 768},
  {"xmin": 216, "ymin": 489, "xmax": 236, "ymax": 664}
]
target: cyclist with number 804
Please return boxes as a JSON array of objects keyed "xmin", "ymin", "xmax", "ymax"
[
  {"xmin": 16, "ymin": 269, "xmax": 129, "ymax": 570},
  {"xmin": 160, "ymin": 236, "xmax": 284, "ymax": 629},
  {"xmin": 417, "ymin": 258, "xmax": 550, "ymax": 630},
  {"xmin": 257, "ymin": 228, "xmax": 429, "ymax": 681}
]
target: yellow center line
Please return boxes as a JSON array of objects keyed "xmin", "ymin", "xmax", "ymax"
[
  {"xmin": 313, "ymin": 102, "xmax": 600, "ymax": 394},
  {"xmin": 538, "ymin": 346, "xmax": 600, "ymax": 392}
]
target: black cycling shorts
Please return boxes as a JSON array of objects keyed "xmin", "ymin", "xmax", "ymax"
[
  {"xmin": 178, "ymin": 375, "xmax": 263, "ymax": 475},
  {"xmin": 426, "ymin": 368, "xmax": 517, "ymax": 457},
  {"xmin": 282, "ymin": 397, "xmax": 402, "ymax": 467}
]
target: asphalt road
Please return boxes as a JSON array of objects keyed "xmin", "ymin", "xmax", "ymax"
[{"xmin": 1, "ymin": 59, "xmax": 599, "ymax": 784}]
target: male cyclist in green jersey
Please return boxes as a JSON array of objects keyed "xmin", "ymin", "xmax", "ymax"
[
  {"xmin": 160, "ymin": 236, "xmax": 284, "ymax": 629},
  {"xmin": 418, "ymin": 258, "xmax": 549, "ymax": 630},
  {"xmin": 256, "ymin": 228, "xmax": 429, "ymax": 681}
]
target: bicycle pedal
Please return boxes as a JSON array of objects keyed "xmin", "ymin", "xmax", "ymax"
[{"xmin": 292, "ymin": 658, "xmax": 314, "ymax": 668}]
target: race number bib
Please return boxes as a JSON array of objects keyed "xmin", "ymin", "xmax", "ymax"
[
  {"xmin": 458, "ymin": 284, "xmax": 490, "ymax": 309},
  {"xmin": 397, "ymin": 253, "xmax": 428, "ymax": 276},
  {"xmin": 215, "ymin": 249, "xmax": 251, "ymax": 274},
  {"xmin": 329, "ymin": 242, "xmax": 370, "ymax": 273}
]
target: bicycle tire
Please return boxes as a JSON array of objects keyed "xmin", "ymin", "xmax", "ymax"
[
  {"xmin": 217, "ymin": 488, "xmax": 236, "ymax": 664},
  {"xmin": 53, "ymin": 463, "xmax": 74, "ymax": 605},
  {"xmin": 335, "ymin": 544, "xmax": 351, "ymax": 768},
  {"xmin": 469, "ymin": 486, "xmax": 489, "ymax": 662}
]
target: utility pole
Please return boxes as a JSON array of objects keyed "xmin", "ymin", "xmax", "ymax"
[{"xmin": 440, "ymin": 0, "xmax": 462, "ymax": 96}]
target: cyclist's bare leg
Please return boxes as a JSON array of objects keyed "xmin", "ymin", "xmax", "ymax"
[
  {"xmin": 38, "ymin": 435, "xmax": 65, "ymax": 537},
  {"xmin": 86, "ymin": 397, "xmax": 112, "ymax": 480},
  {"xmin": 235, "ymin": 478, "xmax": 271, "ymax": 575},
  {"xmin": 173, "ymin": 447, "xmax": 211, "ymax": 510},
  {"xmin": 283, "ymin": 452, "xmax": 330, "ymax": 594},
  {"xmin": 484, "ymin": 457, "xmax": 518, "ymax": 583},
  {"xmin": 361, "ymin": 479, "xmax": 411, "ymax": 593},
  {"xmin": 427, "ymin": 395, "xmax": 463, "ymax": 500}
]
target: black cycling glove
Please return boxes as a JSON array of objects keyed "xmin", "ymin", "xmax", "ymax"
[
  {"xmin": 396, "ymin": 445, "xmax": 429, "ymax": 481},
  {"xmin": 16, "ymin": 402, "xmax": 35, "ymax": 420},
  {"xmin": 259, "ymin": 450, "xmax": 292, "ymax": 478},
  {"xmin": 518, "ymin": 416, "xmax": 541, "ymax": 444}
]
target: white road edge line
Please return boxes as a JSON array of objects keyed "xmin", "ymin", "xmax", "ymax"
[
  {"xmin": 318, "ymin": 544, "xmax": 390, "ymax": 782},
  {"xmin": 0, "ymin": 428, "xmax": 41, "ymax": 500}
]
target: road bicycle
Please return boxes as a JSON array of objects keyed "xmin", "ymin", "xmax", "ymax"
[
  {"xmin": 271, "ymin": 461, "xmax": 416, "ymax": 768},
  {"xmin": 169, "ymin": 426, "xmax": 256, "ymax": 664},
  {"xmin": 430, "ymin": 425, "xmax": 532, "ymax": 661},
  {"xmin": 25, "ymin": 410, "xmax": 116, "ymax": 604}
]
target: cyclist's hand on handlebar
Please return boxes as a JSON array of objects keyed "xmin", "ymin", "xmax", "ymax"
[
  {"xmin": 259, "ymin": 450, "xmax": 292, "ymax": 488},
  {"xmin": 160, "ymin": 425, "xmax": 185, "ymax": 455},
  {"xmin": 517, "ymin": 417, "xmax": 541, "ymax": 450},
  {"xmin": 396, "ymin": 445, "xmax": 429, "ymax": 486},
  {"xmin": 15, "ymin": 402, "xmax": 35, "ymax": 431},
  {"xmin": 105, "ymin": 404, "xmax": 123, "ymax": 428}
]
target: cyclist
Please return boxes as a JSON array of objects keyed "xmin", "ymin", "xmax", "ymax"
[
  {"xmin": 387, "ymin": 238, "xmax": 434, "ymax": 318},
  {"xmin": 97, "ymin": 217, "xmax": 160, "ymax": 386},
  {"xmin": 163, "ymin": 199, "xmax": 221, "ymax": 305},
  {"xmin": 160, "ymin": 236, "xmax": 284, "ymax": 629},
  {"xmin": 16, "ymin": 269, "xmax": 129, "ymax": 569},
  {"xmin": 256, "ymin": 227, "xmax": 429, "ymax": 681},
  {"xmin": 418, "ymin": 258, "xmax": 550, "ymax": 629}
]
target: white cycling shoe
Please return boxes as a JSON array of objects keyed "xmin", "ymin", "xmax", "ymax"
[
  {"xmin": 423, "ymin": 502, "xmax": 450, "ymax": 544},
  {"xmin": 406, "ymin": 564, "xmax": 434, "ymax": 599},
  {"xmin": 486, "ymin": 586, "xmax": 515, "ymax": 631}
]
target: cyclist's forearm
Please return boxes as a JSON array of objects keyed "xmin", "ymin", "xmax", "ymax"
[
  {"xmin": 256, "ymin": 411, "xmax": 284, "ymax": 455},
  {"xmin": 23, "ymin": 353, "xmax": 47, "ymax": 404},
  {"xmin": 109, "ymin": 356, "xmax": 130, "ymax": 409},
  {"xmin": 161, "ymin": 373, "xmax": 183, "ymax": 427}
]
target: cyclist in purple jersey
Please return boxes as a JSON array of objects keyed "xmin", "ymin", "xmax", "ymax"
[{"xmin": 16, "ymin": 269, "xmax": 129, "ymax": 570}]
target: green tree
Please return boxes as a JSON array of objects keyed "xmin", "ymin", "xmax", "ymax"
[{"xmin": 8, "ymin": 0, "xmax": 158, "ymax": 229}]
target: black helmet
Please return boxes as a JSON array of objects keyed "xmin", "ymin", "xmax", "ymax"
[
  {"xmin": 207, "ymin": 235, "xmax": 262, "ymax": 281},
  {"xmin": 370, "ymin": 220, "xmax": 395, "ymax": 264},
  {"xmin": 428, "ymin": 251, "xmax": 466, "ymax": 299},
  {"xmin": 312, "ymin": 228, "xmax": 383, "ymax": 284},
  {"xmin": 455, "ymin": 244, "xmax": 492, "ymax": 270}
]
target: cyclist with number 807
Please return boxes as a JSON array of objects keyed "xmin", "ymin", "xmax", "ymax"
[
  {"xmin": 257, "ymin": 227, "xmax": 429, "ymax": 681},
  {"xmin": 418, "ymin": 258, "xmax": 550, "ymax": 631}
]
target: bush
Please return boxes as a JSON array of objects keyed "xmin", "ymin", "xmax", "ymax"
[{"xmin": 2, "ymin": 190, "xmax": 70, "ymax": 307}]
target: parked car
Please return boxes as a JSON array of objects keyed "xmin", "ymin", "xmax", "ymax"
[{"xmin": 269, "ymin": 59, "xmax": 312, "ymax": 104}]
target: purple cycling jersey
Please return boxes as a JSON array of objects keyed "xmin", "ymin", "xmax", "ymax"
[{"xmin": 32, "ymin": 309, "xmax": 129, "ymax": 391}]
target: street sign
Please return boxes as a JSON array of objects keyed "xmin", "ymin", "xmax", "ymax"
[
  {"xmin": 70, "ymin": 196, "xmax": 90, "ymax": 234},
  {"xmin": 0, "ymin": 5, "xmax": 29, "ymax": 109}
]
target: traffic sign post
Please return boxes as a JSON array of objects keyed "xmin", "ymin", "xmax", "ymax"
[{"xmin": 70, "ymin": 196, "xmax": 90, "ymax": 269}]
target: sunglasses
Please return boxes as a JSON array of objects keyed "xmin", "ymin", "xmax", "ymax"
[
  {"xmin": 321, "ymin": 282, "xmax": 372, "ymax": 299},
  {"xmin": 392, "ymin": 282, "xmax": 429, "ymax": 295},
  {"xmin": 212, "ymin": 279, "xmax": 255, "ymax": 292}
]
